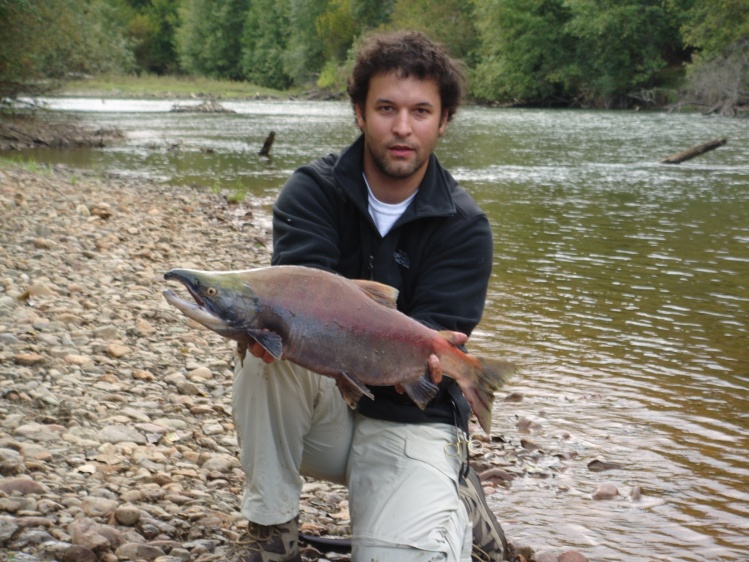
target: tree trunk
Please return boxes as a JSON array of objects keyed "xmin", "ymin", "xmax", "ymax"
[{"xmin": 660, "ymin": 138, "xmax": 727, "ymax": 164}]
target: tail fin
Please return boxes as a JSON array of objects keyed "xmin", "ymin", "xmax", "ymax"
[{"xmin": 461, "ymin": 357, "xmax": 517, "ymax": 434}]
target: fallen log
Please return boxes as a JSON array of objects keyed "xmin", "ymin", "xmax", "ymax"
[{"xmin": 660, "ymin": 138, "xmax": 727, "ymax": 164}]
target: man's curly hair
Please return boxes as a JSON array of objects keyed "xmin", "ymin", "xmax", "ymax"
[{"xmin": 347, "ymin": 30, "xmax": 466, "ymax": 123}]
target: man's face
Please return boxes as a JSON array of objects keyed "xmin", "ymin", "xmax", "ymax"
[{"xmin": 356, "ymin": 72, "xmax": 448, "ymax": 201}]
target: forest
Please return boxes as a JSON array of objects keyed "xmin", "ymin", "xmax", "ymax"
[{"xmin": 1, "ymin": 0, "xmax": 747, "ymax": 114}]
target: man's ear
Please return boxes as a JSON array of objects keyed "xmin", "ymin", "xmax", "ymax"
[
  {"xmin": 355, "ymin": 103, "xmax": 366, "ymax": 129},
  {"xmin": 438, "ymin": 110, "xmax": 448, "ymax": 136}
]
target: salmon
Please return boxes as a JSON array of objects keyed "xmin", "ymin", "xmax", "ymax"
[{"xmin": 163, "ymin": 265, "xmax": 515, "ymax": 433}]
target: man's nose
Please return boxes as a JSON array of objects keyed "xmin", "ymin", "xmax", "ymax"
[{"xmin": 392, "ymin": 109, "xmax": 412, "ymax": 137}]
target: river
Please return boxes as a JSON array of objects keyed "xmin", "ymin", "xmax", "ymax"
[{"xmin": 15, "ymin": 97, "xmax": 749, "ymax": 561}]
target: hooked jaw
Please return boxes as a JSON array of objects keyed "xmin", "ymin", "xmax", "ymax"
[
  {"xmin": 164, "ymin": 269, "xmax": 209, "ymax": 307},
  {"xmin": 163, "ymin": 269, "xmax": 235, "ymax": 336},
  {"xmin": 162, "ymin": 288, "xmax": 231, "ymax": 333},
  {"xmin": 163, "ymin": 268, "xmax": 262, "ymax": 344}
]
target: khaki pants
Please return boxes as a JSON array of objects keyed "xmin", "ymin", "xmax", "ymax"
[{"xmin": 233, "ymin": 354, "xmax": 472, "ymax": 562}]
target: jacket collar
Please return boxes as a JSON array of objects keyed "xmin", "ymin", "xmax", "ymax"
[{"xmin": 334, "ymin": 135, "xmax": 457, "ymax": 221}]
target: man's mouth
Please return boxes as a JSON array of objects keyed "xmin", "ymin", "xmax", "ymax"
[{"xmin": 389, "ymin": 144, "xmax": 414, "ymax": 158}]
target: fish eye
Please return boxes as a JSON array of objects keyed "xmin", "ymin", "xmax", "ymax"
[{"xmin": 206, "ymin": 287, "xmax": 217, "ymax": 296}]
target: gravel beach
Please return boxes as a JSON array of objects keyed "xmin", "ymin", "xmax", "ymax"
[
  {"xmin": 0, "ymin": 164, "xmax": 589, "ymax": 562},
  {"xmin": 0, "ymin": 164, "xmax": 352, "ymax": 562}
]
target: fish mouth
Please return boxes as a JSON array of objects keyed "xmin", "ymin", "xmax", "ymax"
[
  {"xmin": 164, "ymin": 270, "xmax": 207, "ymax": 307},
  {"xmin": 163, "ymin": 270, "xmax": 230, "ymax": 333}
]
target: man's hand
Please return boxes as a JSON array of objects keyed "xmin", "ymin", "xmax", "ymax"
[
  {"xmin": 243, "ymin": 341, "xmax": 276, "ymax": 364},
  {"xmin": 396, "ymin": 330, "xmax": 468, "ymax": 392}
]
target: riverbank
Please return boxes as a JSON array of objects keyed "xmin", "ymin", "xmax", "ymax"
[
  {"xmin": 0, "ymin": 113, "xmax": 124, "ymax": 152},
  {"xmin": 60, "ymin": 74, "xmax": 290, "ymax": 101},
  {"xmin": 0, "ymin": 165, "xmax": 593, "ymax": 561},
  {"xmin": 0, "ymin": 164, "xmax": 351, "ymax": 562}
]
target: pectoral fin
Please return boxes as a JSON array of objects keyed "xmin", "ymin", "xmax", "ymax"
[{"xmin": 247, "ymin": 329, "xmax": 284, "ymax": 360}]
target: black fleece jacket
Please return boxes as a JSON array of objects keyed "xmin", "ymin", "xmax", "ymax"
[{"xmin": 270, "ymin": 135, "xmax": 494, "ymax": 430}]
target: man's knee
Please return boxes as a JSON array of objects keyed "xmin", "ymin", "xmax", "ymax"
[{"xmin": 353, "ymin": 545, "xmax": 447, "ymax": 562}]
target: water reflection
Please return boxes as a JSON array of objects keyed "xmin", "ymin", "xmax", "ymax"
[{"xmin": 16, "ymin": 99, "xmax": 749, "ymax": 560}]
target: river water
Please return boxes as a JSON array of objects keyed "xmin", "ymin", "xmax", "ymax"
[{"xmin": 16, "ymin": 98, "xmax": 749, "ymax": 561}]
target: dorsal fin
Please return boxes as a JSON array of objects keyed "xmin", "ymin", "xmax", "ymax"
[{"xmin": 352, "ymin": 279, "xmax": 399, "ymax": 309}]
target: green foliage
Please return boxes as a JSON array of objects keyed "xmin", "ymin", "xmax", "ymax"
[
  {"xmin": 0, "ymin": 155, "xmax": 52, "ymax": 175},
  {"xmin": 210, "ymin": 178, "xmax": 249, "ymax": 204},
  {"xmin": 0, "ymin": 0, "xmax": 132, "ymax": 98},
  {"xmin": 681, "ymin": 0, "xmax": 749, "ymax": 59},
  {"xmin": 471, "ymin": 0, "xmax": 690, "ymax": 107},
  {"xmin": 390, "ymin": 0, "xmax": 480, "ymax": 65},
  {"xmin": 128, "ymin": 0, "xmax": 181, "ymax": 74},
  {"xmin": 1, "ymin": 0, "xmax": 744, "ymax": 110},
  {"xmin": 351, "ymin": 0, "xmax": 393, "ymax": 30},
  {"xmin": 316, "ymin": 0, "xmax": 357, "ymax": 61},
  {"xmin": 563, "ymin": 0, "xmax": 686, "ymax": 105},
  {"xmin": 317, "ymin": 58, "xmax": 350, "ymax": 90},
  {"xmin": 471, "ymin": 0, "xmax": 574, "ymax": 103},
  {"xmin": 313, "ymin": 0, "xmax": 383, "ymax": 91},
  {"xmin": 281, "ymin": 0, "xmax": 328, "ymax": 86},
  {"xmin": 681, "ymin": 0, "xmax": 749, "ymax": 113},
  {"xmin": 241, "ymin": 0, "xmax": 292, "ymax": 89},
  {"xmin": 176, "ymin": 0, "xmax": 250, "ymax": 80},
  {"xmin": 63, "ymin": 73, "xmax": 287, "ymax": 98},
  {"xmin": 683, "ymin": 0, "xmax": 749, "ymax": 111}
]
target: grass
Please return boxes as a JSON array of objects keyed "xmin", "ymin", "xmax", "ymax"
[
  {"xmin": 60, "ymin": 73, "xmax": 296, "ymax": 100},
  {"xmin": 211, "ymin": 178, "xmax": 250, "ymax": 204},
  {"xmin": 0, "ymin": 155, "xmax": 52, "ymax": 174}
]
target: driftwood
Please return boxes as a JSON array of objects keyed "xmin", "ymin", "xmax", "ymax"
[
  {"xmin": 258, "ymin": 131, "xmax": 275, "ymax": 157},
  {"xmin": 170, "ymin": 99, "xmax": 235, "ymax": 113},
  {"xmin": 660, "ymin": 138, "xmax": 727, "ymax": 164}
]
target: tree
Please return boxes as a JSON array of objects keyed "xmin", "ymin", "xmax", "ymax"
[
  {"xmin": 351, "ymin": 0, "xmax": 393, "ymax": 30},
  {"xmin": 241, "ymin": 0, "xmax": 293, "ymax": 89},
  {"xmin": 470, "ymin": 0, "xmax": 689, "ymax": 107},
  {"xmin": 0, "ymin": 0, "xmax": 132, "ymax": 99},
  {"xmin": 126, "ymin": 0, "xmax": 181, "ymax": 75},
  {"xmin": 681, "ymin": 0, "xmax": 748, "ymax": 60},
  {"xmin": 315, "ymin": 0, "xmax": 400, "ymax": 91},
  {"xmin": 389, "ymin": 0, "xmax": 480, "ymax": 65},
  {"xmin": 316, "ymin": 0, "xmax": 357, "ymax": 62},
  {"xmin": 681, "ymin": 0, "xmax": 749, "ymax": 114},
  {"xmin": 684, "ymin": 45, "xmax": 748, "ymax": 114},
  {"xmin": 563, "ymin": 0, "xmax": 687, "ymax": 107},
  {"xmin": 471, "ymin": 0, "xmax": 574, "ymax": 104},
  {"xmin": 176, "ymin": 0, "xmax": 250, "ymax": 80},
  {"xmin": 281, "ymin": 0, "xmax": 328, "ymax": 86}
]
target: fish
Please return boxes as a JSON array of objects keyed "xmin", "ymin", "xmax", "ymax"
[{"xmin": 162, "ymin": 265, "xmax": 516, "ymax": 433}]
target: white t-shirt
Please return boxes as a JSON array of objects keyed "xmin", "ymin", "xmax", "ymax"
[{"xmin": 364, "ymin": 174, "xmax": 417, "ymax": 237}]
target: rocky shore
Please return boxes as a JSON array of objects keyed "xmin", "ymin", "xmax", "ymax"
[
  {"xmin": 0, "ymin": 115, "xmax": 123, "ymax": 151},
  {"xmin": 0, "ymin": 164, "xmax": 590, "ymax": 562}
]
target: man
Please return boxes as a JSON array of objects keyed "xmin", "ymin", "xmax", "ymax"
[{"xmin": 232, "ymin": 30, "xmax": 508, "ymax": 562}]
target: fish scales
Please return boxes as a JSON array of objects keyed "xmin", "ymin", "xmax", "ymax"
[
  {"xmin": 249, "ymin": 269, "xmax": 440, "ymax": 386},
  {"xmin": 163, "ymin": 265, "xmax": 516, "ymax": 433}
]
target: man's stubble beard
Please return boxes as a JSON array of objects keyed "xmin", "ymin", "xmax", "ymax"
[{"xmin": 369, "ymin": 144, "xmax": 423, "ymax": 180}]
